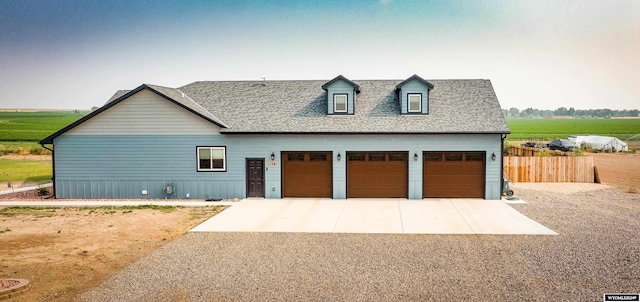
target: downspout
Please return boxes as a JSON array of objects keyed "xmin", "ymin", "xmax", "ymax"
[
  {"xmin": 500, "ymin": 134, "xmax": 507, "ymax": 197},
  {"xmin": 39, "ymin": 143, "xmax": 55, "ymax": 199}
]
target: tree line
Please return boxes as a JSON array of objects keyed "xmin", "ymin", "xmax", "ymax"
[{"xmin": 503, "ymin": 107, "xmax": 640, "ymax": 119}]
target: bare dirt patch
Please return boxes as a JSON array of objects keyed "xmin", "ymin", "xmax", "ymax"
[
  {"xmin": 0, "ymin": 206, "xmax": 225, "ymax": 301},
  {"xmin": 591, "ymin": 152, "xmax": 640, "ymax": 192}
]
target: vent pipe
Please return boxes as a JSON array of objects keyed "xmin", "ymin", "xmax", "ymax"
[{"xmin": 261, "ymin": 75, "xmax": 266, "ymax": 86}]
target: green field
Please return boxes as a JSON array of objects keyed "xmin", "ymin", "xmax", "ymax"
[
  {"xmin": 0, "ymin": 111, "xmax": 88, "ymax": 156},
  {"xmin": 0, "ymin": 159, "xmax": 51, "ymax": 183},
  {"xmin": 0, "ymin": 111, "xmax": 88, "ymax": 141},
  {"xmin": 506, "ymin": 118, "xmax": 640, "ymax": 141}
]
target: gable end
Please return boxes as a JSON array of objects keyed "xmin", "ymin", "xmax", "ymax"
[{"xmin": 39, "ymin": 84, "xmax": 227, "ymax": 144}]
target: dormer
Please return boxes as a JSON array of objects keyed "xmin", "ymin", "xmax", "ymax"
[
  {"xmin": 395, "ymin": 74, "xmax": 434, "ymax": 115},
  {"xmin": 322, "ymin": 75, "xmax": 360, "ymax": 115}
]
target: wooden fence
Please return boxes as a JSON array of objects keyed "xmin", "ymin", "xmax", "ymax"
[
  {"xmin": 507, "ymin": 145, "xmax": 574, "ymax": 156},
  {"xmin": 503, "ymin": 156, "xmax": 594, "ymax": 183},
  {"xmin": 508, "ymin": 146, "xmax": 541, "ymax": 156}
]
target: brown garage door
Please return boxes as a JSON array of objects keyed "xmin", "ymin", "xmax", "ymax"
[
  {"xmin": 347, "ymin": 152, "xmax": 408, "ymax": 198},
  {"xmin": 282, "ymin": 152, "xmax": 332, "ymax": 198},
  {"xmin": 423, "ymin": 152, "xmax": 485, "ymax": 198}
]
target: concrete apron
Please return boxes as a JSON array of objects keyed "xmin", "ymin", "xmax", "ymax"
[{"xmin": 190, "ymin": 198, "xmax": 557, "ymax": 235}]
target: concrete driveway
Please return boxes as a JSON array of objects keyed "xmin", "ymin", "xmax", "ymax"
[{"xmin": 191, "ymin": 198, "xmax": 557, "ymax": 235}]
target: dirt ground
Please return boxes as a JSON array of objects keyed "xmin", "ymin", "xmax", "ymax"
[
  {"xmin": 0, "ymin": 206, "xmax": 225, "ymax": 301},
  {"xmin": 591, "ymin": 152, "xmax": 640, "ymax": 192}
]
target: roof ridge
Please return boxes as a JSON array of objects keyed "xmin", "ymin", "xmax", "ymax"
[{"xmin": 174, "ymin": 87, "xmax": 228, "ymax": 127}]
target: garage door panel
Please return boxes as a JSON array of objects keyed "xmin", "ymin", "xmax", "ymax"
[
  {"xmin": 426, "ymin": 185, "xmax": 483, "ymax": 198},
  {"xmin": 283, "ymin": 152, "xmax": 332, "ymax": 198},
  {"xmin": 423, "ymin": 152, "xmax": 485, "ymax": 198},
  {"xmin": 348, "ymin": 152, "xmax": 408, "ymax": 198}
]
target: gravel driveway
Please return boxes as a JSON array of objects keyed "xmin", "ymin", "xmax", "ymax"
[{"xmin": 79, "ymin": 187, "xmax": 639, "ymax": 301}]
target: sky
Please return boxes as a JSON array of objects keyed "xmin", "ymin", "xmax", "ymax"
[{"xmin": 0, "ymin": 0, "xmax": 638, "ymax": 110}]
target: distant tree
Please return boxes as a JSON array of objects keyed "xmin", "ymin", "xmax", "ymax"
[
  {"xmin": 554, "ymin": 107, "xmax": 568, "ymax": 116},
  {"xmin": 509, "ymin": 107, "xmax": 520, "ymax": 118},
  {"xmin": 503, "ymin": 106, "xmax": 639, "ymax": 118},
  {"xmin": 521, "ymin": 107, "xmax": 534, "ymax": 118},
  {"xmin": 91, "ymin": 106, "xmax": 99, "ymax": 112},
  {"xmin": 594, "ymin": 109, "xmax": 612, "ymax": 118}
]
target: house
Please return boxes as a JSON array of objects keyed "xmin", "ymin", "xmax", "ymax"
[{"xmin": 39, "ymin": 75, "xmax": 510, "ymax": 200}]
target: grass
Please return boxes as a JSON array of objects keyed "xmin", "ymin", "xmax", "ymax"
[
  {"xmin": 0, "ymin": 159, "xmax": 52, "ymax": 182},
  {"xmin": 117, "ymin": 205, "xmax": 179, "ymax": 213},
  {"xmin": 0, "ymin": 111, "xmax": 88, "ymax": 142},
  {"xmin": 0, "ymin": 207, "xmax": 58, "ymax": 217},
  {"xmin": 0, "ymin": 141, "xmax": 52, "ymax": 156},
  {"xmin": 507, "ymin": 119, "xmax": 640, "ymax": 141}
]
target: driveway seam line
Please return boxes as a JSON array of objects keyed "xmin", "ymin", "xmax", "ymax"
[
  {"xmin": 397, "ymin": 199, "xmax": 404, "ymax": 233},
  {"xmin": 332, "ymin": 199, "xmax": 347, "ymax": 232},
  {"xmin": 450, "ymin": 199, "xmax": 476, "ymax": 233}
]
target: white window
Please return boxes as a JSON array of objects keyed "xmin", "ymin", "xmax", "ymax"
[
  {"xmin": 197, "ymin": 147, "xmax": 226, "ymax": 172},
  {"xmin": 334, "ymin": 94, "xmax": 347, "ymax": 113},
  {"xmin": 408, "ymin": 93, "xmax": 422, "ymax": 112}
]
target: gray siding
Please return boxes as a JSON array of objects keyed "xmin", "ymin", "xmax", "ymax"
[
  {"xmin": 398, "ymin": 79, "xmax": 430, "ymax": 114},
  {"xmin": 53, "ymin": 133, "xmax": 503, "ymax": 200},
  {"xmin": 66, "ymin": 89, "xmax": 221, "ymax": 135},
  {"xmin": 325, "ymin": 80, "xmax": 356, "ymax": 115}
]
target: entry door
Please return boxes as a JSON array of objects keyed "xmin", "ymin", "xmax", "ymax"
[{"xmin": 246, "ymin": 158, "xmax": 265, "ymax": 197}]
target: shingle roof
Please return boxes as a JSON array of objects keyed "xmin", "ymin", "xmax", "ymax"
[
  {"xmin": 178, "ymin": 79, "xmax": 510, "ymax": 134},
  {"xmin": 143, "ymin": 84, "xmax": 227, "ymax": 128},
  {"xmin": 106, "ymin": 90, "xmax": 130, "ymax": 103}
]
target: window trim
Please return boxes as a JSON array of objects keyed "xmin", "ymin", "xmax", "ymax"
[
  {"xmin": 407, "ymin": 93, "xmax": 422, "ymax": 113},
  {"xmin": 196, "ymin": 146, "xmax": 227, "ymax": 172},
  {"xmin": 333, "ymin": 93, "xmax": 348, "ymax": 113}
]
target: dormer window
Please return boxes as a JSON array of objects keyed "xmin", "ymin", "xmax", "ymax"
[
  {"xmin": 395, "ymin": 74, "xmax": 434, "ymax": 115},
  {"xmin": 322, "ymin": 75, "xmax": 360, "ymax": 115},
  {"xmin": 408, "ymin": 93, "xmax": 422, "ymax": 112},
  {"xmin": 334, "ymin": 94, "xmax": 348, "ymax": 113}
]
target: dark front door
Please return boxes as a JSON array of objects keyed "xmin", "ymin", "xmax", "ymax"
[{"xmin": 246, "ymin": 158, "xmax": 265, "ymax": 197}]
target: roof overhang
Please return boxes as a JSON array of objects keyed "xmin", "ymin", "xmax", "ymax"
[
  {"xmin": 321, "ymin": 75, "xmax": 361, "ymax": 93},
  {"xmin": 395, "ymin": 74, "xmax": 434, "ymax": 91}
]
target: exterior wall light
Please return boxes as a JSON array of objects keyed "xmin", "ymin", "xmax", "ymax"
[
  {"xmin": 491, "ymin": 152, "xmax": 496, "ymax": 161},
  {"xmin": 414, "ymin": 153, "xmax": 418, "ymax": 161},
  {"xmin": 337, "ymin": 152, "xmax": 341, "ymax": 161},
  {"xmin": 270, "ymin": 152, "xmax": 275, "ymax": 161}
]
